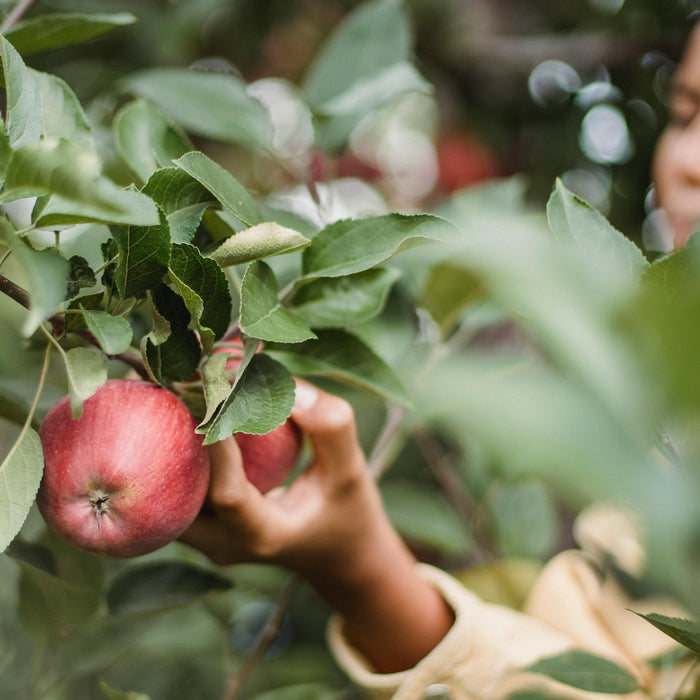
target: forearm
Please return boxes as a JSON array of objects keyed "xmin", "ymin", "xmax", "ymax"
[{"xmin": 304, "ymin": 516, "xmax": 455, "ymax": 674}]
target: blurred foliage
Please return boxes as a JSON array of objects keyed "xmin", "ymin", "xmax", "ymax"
[{"xmin": 3, "ymin": 1, "xmax": 700, "ymax": 699}]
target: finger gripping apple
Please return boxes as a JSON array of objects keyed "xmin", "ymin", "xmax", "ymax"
[{"xmin": 37, "ymin": 379, "xmax": 210, "ymax": 558}]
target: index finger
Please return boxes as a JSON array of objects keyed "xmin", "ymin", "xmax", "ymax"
[{"xmin": 291, "ymin": 381, "xmax": 366, "ymax": 480}]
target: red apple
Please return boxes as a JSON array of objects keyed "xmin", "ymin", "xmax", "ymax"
[
  {"xmin": 37, "ymin": 379, "xmax": 210, "ymax": 558},
  {"xmin": 213, "ymin": 339, "xmax": 302, "ymax": 493}
]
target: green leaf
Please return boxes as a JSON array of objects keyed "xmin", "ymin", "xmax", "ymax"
[
  {"xmin": 81, "ymin": 309, "xmax": 133, "ymax": 355},
  {"xmin": 107, "ymin": 561, "xmax": 232, "ymax": 615},
  {"xmin": 114, "ymin": 99, "xmax": 193, "ymax": 185},
  {"xmin": 100, "ymin": 681, "xmax": 151, "ymax": 700},
  {"xmin": 289, "ymin": 267, "xmax": 401, "ymax": 328},
  {"xmin": 168, "ymin": 243, "xmax": 232, "ymax": 350},
  {"xmin": 315, "ymin": 61, "xmax": 431, "ymax": 117},
  {"xmin": 547, "ymin": 180, "xmax": 647, "ymax": 286},
  {"xmin": 382, "ymin": 480, "xmax": 472, "ymax": 556},
  {"xmin": 30, "ymin": 69, "xmax": 94, "ymax": 151},
  {"xmin": 199, "ymin": 352, "xmax": 233, "ymax": 426},
  {"xmin": 240, "ymin": 261, "xmax": 316, "ymax": 343},
  {"xmin": 4, "ymin": 12, "xmax": 137, "ymax": 55},
  {"xmin": 11, "ymin": 241, "xmax": 70, "ymax": 336},
  {"xmin": 15, "ymin": 559, "xmax": 100, "ymax": 643},
  {"xmin": 526, "ymin": 651, "xmax": 638, "ymax": 694},
  {"xmin": 142, "ymin": 167, "xmax": 216, "ymax": 244},
  {"xmin": 421, "ymin": 262, "xmax": 484, "ymax": 333},
  {"xmin": 63, "ymin": 346, "xmax": 108, "ymax": 418},
  {"xmin": 267, "ymin": 329, "xmax": 410, "ymax": 406},
  {"xmin": 0, "ymin": 427, "xmax": 44, "ymax": 553},
  {"xmin": 122, "ymin": 68, "xmax": 274, "ymax": 151},
  {"xmin": 174, "ymin": 151, "xmax": 262, "ymax": 227},
  {"xmin": 203, "ymin": 353, "xmax": 295, "ymax": 443},
  {"xmin": 633, "ymin": 612, "xmax": 700, "ymax": 655},
  {"xmin": 303, "ymin": 0, "xmax": 411, "ymax": 111},
  {"xmin": 66, "ymin": 255, "xmax": 97, "ymax": 299},
  {"xmin": 0, "ymin": 119, "xmax": 10, "ymax": 184},
  {"xmin": 209, "ymin": 222, "xmax": 310, "ymax": 267},
  {"xmin": 0, "ymin": 36, "xmax": 42, "ymax": 147},
  {"xmin": 4, "ymin": 139, "xmax": 160, "ymax": 227},
  {"xmin": 112, "ymin": 209, "xmax": 171, "ymax": 299},
  {"xmin": 143, "ymin": 326, "xmax": 201, "ymax": 385},
  {"xmin": 301, "ymin": 214, "xmax": 446, "ymax": 279}
]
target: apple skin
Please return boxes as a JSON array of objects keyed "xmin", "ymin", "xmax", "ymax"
[
  {"xmin": 214, "ymin": 340, "xmax": 302, "ymax": 493},
  {"xmin": 37, "ymin": 379, "xmax": 210, "ymax": 558}
]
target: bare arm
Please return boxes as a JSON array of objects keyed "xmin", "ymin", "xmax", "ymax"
[{"xmin": 181, "ymin": 381, "xmax": 454, "ymax": 673}]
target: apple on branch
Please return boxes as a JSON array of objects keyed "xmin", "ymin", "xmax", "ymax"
[{"xmin": 37, "ymin": 379, "xmax": 210, "ymax": 558}]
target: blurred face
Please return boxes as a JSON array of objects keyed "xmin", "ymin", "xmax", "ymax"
[{"xmin": 653, "ymin": 24, "xmax": 700, "ymax": 249}]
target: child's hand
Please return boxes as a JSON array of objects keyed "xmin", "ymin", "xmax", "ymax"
[{"xmin": 181, "ymin": 380, "xmax": 454, "ymax": 673}]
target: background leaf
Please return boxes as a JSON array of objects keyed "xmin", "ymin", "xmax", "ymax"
[
  {"xmin": 106, "ymin": 561, "xmax": 232, "ymax": 615},
  {"xmin": 122, "ymin": 69, "xmax": 274, "ymax": 151},
  {"xmin": 526, "ymin": 651, "xmax": 638, "ymax": 694},
  {"xmin": 4, "ymin": 12, "xmax": 137, "ymax": 56},
  {"xmin": 113, "ymin": 99, "xmax": 193, "ymax": 185}
]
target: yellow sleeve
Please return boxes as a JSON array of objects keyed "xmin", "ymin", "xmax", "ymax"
[{"xmin": 327, "ymin": 557, "xmax": 687, "ymax": 700}]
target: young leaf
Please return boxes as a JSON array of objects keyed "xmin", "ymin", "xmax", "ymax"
[
  {"xmin": 66, "ymin": 255, "xmax": 97, "ymax": 300},
  {"xmin": 64, "ymin": 346, "xmax": 108, "ymax": 418},
  {"xmin": 114, "ymin": 99, "xmax": 193, "ymax": 185},
  {"xmin": 633, "ymin": 612, "xmax": 700, "ymax": 655},
  {"xmin": 142, "ymin": 167, "xmax": 216, "ymax": 244},
  {"xmin": 0, "ymin": 36, "xmax": 42, "ymax": 147},
  {"xmin": 301, "ymin": 214, "xmax": 446, "ymax": 280},
  {"xmin": 240, "ymin": 261, "xmax": 316, "ymax": 343},
  {"xmin": 3, "ymin": 12, "xmax": 137, "ymax": 56},
  {"xmin": 31, "ymin": 69, "xmax": 94, "ymax": 151},
  {"xmin": 4, "ymin": 139, "xmax": 160, "ymax": 227},
  {"xmin": 174, "ymin": 151, "xmax": 262, "ymax": 227},
  {"xmin": 526, "ymin": 651, "xmax": 638, "ymax": 694},
  {"xmin": 547, "ymin": 180, "xmax": 647, "ymax": 286},
  {"xmin": 0, "ymin": 427, "xmax": 44, "ymax": 553},
  {"xmin": 209, "ymin": 222, "xmax": 310, "ymax": 267},
  {"xmin": 121, "ymin": 68, "xmax": 274, "ymax": 151},
  {"xmin": 106, "ymin": 561, "xmax": 232, "ymax": 615},
  {"xmin": 202, "ymin": 353, "xmax": 295, "ymax": 444},
  {"xmin": 168, "ymin": 243, "xmax": 232, "ymax": 350},
  {"xmin": 267, "ymin": 329, "xmax": 410, "ymax": 406},
  {"xmin": 112, "ymin": 210, "xmax": 171, "ymax": 299},
  {"xmin": 81, "ymin": 309, "xmax": 133, "ymax": 355},
  {"xmin": 289, "ymin": 267, "xmax": 401, "ymax": 328}
]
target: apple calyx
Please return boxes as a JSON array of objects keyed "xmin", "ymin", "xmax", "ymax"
[{"xmin": 88, "ymin": 489, "xmax": 111, "ymax": 520}]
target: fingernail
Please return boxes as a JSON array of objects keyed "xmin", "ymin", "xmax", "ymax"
[{"xmin": 295, "ymin": 382, "xmax": 318, "ymax": 410}]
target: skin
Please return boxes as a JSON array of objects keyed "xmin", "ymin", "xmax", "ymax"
[
  {"xmin": 181, "ymin": 381, "xmax": 454, "ymax": 674},
  {"xmin": 653, "ymin": 21, "xmax": 700, "ymax": 249}
]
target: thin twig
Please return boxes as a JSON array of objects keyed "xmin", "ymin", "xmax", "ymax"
[
  {"xmin": 0, "ymin": 272, "xmax": 30, "ymax": 309},
  {"xmin": 220, "ymin": 576, "xmax": 301, "ymax": 700},
  {"xmin": 0, "ymin": 0, "xmax": 36, "ymax": 33},
  {"xmin": 367, "ymin": 403, "xmax": 406, "ymax": 480}
]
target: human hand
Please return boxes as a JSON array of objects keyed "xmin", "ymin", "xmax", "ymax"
[{"xmin": 181, "ymin": 381, "xmax": 454, "ymax": 673}]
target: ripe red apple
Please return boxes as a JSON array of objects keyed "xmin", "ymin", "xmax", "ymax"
[
  {"xmin": 213, "ymin": 339, "xmax": 302, "ymax": 493},
  {"xmin": 37, "ymin": 379, "xmax": 210, "ymax": 558}
]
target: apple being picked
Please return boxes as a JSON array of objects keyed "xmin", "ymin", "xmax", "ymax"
[
  {"xmin": 37, "ymin": 380, "xmax": 210, "ymax": 558},
  {"xmin": 213, "ymin": 339, "xmax": 302, "ymax": 494}
]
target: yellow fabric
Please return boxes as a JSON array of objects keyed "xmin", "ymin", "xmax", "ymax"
[{"xmin": 327, "ymin": 554, "xmax": 689, "ymax": 700}]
